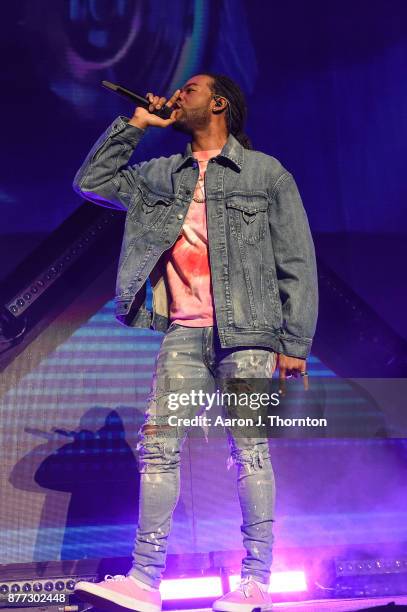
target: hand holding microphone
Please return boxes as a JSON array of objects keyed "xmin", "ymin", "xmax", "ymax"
[
  {"xmin": 101, "ymin": 80, "xmax": 182, "ymax": 129},
  {"xmin": 130, "ymin": 89, "xmax": 181, "ymax": 129}
]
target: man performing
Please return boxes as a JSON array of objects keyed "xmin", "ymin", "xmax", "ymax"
[{"xmin": 73, "ymin": 73, "xmax": 318, "ymax": 612}]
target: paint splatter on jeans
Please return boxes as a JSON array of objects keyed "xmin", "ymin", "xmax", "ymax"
[{"xmin": 129, "ymin": 324, "xmax": 277, "ymax": 588}]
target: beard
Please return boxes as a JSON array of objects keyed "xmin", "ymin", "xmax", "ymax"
[{"xmin": 172, "ymin": 105, "xmax": 211, "ymax": 134}]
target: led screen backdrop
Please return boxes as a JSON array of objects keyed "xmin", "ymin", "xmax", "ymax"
[
  {"xmin": 1, "ymin": 0, "xmax": 406, "ymax": 239},
  {"xmin": 0, "ymin": 0, "xmax": 256, "ymax": 280},
  {"xmin": 2, "ymin": 299, "xmax": 407, "ymax": 563},
  {"xmin": 1, "ymin": 0, "xmax": 407, "ymax": 567},
  {"xmin": 1, "ymin": 0, "xmax": 406, "ymax": 335}
]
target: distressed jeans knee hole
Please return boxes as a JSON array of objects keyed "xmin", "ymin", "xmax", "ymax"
[
  {"xmin": 137, "ymin": 437, "xmax": 179, "ymax": 473},
  {"xmin": 230, "ymin": 447, "xmax": 266, "ymax": 471}
]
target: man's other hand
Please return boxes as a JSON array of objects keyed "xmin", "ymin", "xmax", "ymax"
[{"xmin": 277, "ymin": 354, "xmax": 309, "ymax": 394}]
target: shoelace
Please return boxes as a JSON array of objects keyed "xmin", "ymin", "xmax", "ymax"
[
  {"xmin": 238, "ymin": 577, "xmax": 257, "ymax": 598},
  {"xmin": 104, "ymin": 575, "xmax": 127, "ymax": 582},
  {"xmin": 238, "ymin": 577, "xmax": 269, "ymax": 599}
]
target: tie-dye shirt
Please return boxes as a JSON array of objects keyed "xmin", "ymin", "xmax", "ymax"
[{"xmin": 164, "ymin": 148, "xmax": 222, "ymax": 326}]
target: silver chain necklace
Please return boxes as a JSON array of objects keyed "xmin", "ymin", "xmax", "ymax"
[{"xmin": 192, "ymin": 172, "xmax": 206, "ymax": 203}]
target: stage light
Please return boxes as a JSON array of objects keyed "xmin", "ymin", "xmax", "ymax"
[
  {"xmin": 55, "ymin": 580, "xmax": 65, "ymax": 591},
  {"xmin": 4, "ymin": 212, "xmax": 114, "ymax": 320},
  {"xmin": 0, "ymin": 576, "xmax": 95, "ymax": 607},
  {"xmin": 228, "ymin": 570, "xmax": 307, "ymax": 593},
  {"xmin": 334, "ymin": 556, "xmax": 407, "ymax": 597},
  {"xmin": 270, "ymin": 570, "xmax": 307, "ymax": 593},
  {"xmin": 160, "ymin": 576, "xmax": 223, "ymax": 600},
  {"xmin": 66, "ymin": 580, "xmax": 76, "ymax": 590},
  {"xmin": 336, "ymin": 557, "xmax": 407, "ymax": 576}
]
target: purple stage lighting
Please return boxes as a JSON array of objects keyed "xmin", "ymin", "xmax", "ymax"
[
  {"xmin": 160, "ymin": 576, "xmax": 223, "ymax": 599},
  {"xmin": 229, "ymin": 570, "xmax": 307, "ymax": 593}
]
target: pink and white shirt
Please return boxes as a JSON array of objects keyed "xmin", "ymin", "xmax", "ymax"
[{"xmin": 164, "ymin": 148, "xmax": 222, "ymax": 326}]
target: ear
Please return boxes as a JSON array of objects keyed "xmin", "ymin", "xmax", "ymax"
[{"xmin": 212, "ymin": 96, "xmax": 227, "ymax": 113}]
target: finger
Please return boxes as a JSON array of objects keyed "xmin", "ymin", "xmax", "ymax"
[
  {"xmin": 301, "ymin": 368, "xmax": 309, "ymax": 391},
  {"xmin": 149, "ymin": 95, "xmax": 160, "ymax": 111},
  {"xmin": 153, "ymin": 96, "xmax": 165, "ymax": 110},
  {"xmin": 159, "ymin": 109, "xmax": 179, "ymax": 125},
  {"xmin": 166, "ymin": 89, "xmax": 181, "ymax": 108},
  {"xmin": 146, "ymin": 92, "xmax": 155, "ymax": 112},
  {"xmin": 155, "ymin": 96, "xmax": 167, "ymax": 109}
]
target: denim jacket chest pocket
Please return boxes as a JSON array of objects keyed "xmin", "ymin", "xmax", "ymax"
[
  {"xmin": 225, "ymin": 196, "xmax": 268, "ymax": 244},
  {"xmin": 128, "ymin": 182, "xmax": 173, "ymax": 234}
]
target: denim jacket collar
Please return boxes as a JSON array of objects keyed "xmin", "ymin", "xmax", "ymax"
[{"xmin": 173, "ymin": 132, "xmax": 243, "ymax": 173}]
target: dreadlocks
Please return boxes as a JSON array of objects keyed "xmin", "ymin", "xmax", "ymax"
[{"xmin": 204, "ymin": 73, "xmax": 253, "ymax": 150}]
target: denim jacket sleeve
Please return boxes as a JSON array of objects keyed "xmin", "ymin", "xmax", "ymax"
[
  {"xmin": 72, "ymin": 116, "xmax": 146, "ymax": 210},
  {"xmin": 269, "ymin": 172, "xmax": 318, "ymax": 359}
]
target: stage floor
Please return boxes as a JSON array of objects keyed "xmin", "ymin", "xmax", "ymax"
[
  {"xmin": 174, "ymin": 594, "xmax": 407, "ymax": 611},
  {"xmin": 273, "ymin": 595, "xmax": 407, "ymax": 610}
]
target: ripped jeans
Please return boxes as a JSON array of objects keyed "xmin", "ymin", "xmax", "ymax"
[{"xmin": 129, "ymin": 324, "xmax": 277, "ymax": 588}]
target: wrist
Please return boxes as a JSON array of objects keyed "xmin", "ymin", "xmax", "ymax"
[{"xmin": 128, "ymin": 116, "xmax": 149, "ymax": 130}]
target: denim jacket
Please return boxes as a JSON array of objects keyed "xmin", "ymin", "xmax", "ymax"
[{"xmin": 73, "ymin": 116, "xmax": 318, "ymax": 358}]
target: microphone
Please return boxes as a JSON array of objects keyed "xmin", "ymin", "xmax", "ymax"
[{"xmin": 101, "ymin": 80, "xmax": 173, "ymax": 119}]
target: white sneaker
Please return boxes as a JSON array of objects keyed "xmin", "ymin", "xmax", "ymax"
[{"xmin": 212, "ymin": 576, "xmax": 273, "ymax": 611}]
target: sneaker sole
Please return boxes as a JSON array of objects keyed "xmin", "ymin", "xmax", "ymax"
[{"xmin": 74, "ymin": 582, "xmax": 161, "ymax": 612}]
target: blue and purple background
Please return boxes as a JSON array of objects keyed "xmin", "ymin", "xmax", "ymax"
[{"xmin": 1, "ymin": 0, "xmax": 407, "ymax": 574}]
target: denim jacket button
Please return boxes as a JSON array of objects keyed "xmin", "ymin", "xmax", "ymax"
[{"xmin": 177, "ymin": 213, "xmax": 183, "ymax": 220}]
